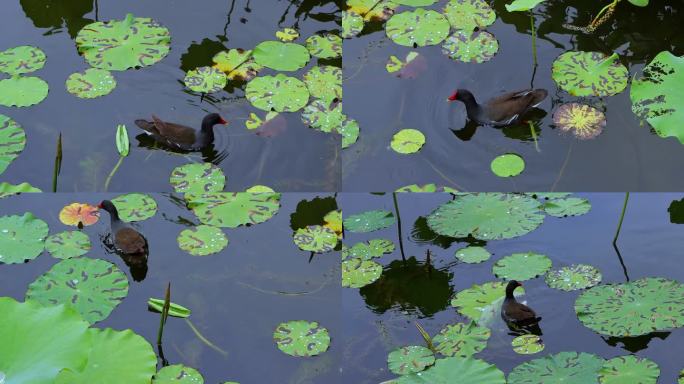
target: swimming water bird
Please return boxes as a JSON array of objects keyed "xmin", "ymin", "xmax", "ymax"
[
  {"xmin": 501, "ymin": 280, "xmax": 542, "ymax": 327},
  {"xmin": 448, "ymin": 89, "xmax": 548, "ymax": 126},
  {"xmin": 134, "ymin": 113, "xmax": 228, "ymax": 151},
  {"xmin": 98, "ymin": 200, "xmax": 148, "ymax": 257}
]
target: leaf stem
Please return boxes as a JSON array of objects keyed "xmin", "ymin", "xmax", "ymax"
[
  {"xmin": 530, "ymin": 12, "xmax": 537, "ymax": 66},
  {"xmin": 613, "ymin": 192, "xmax": 629, "ymax": 245},
  {"xmin": 157, "ymin": 283, "xmax": 171, "ymax": 347},
  {"xmin": 52, "ymin": 133, "xmax": 62, "ymax": 193},
  {"xmin": 185, "ymin": 318, "xmax": 229, "ymax": 357},
  {"xmin": 104, "ymin": 155, "xmax": 125, "ymax": 192},
  {"xmin": 392, "ymin": 192, "xmax": 406, "ymax": 262}
]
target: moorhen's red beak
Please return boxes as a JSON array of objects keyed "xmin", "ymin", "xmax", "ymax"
[
  {"xmin": 447, "ymin": 91, "xmax": 458, "ymax": 102},
  {"xmin": 219, "ymin": 117, "xmax": 228, "ymax": 125},
  {"xmin": 97, "ymin": 202, "xmax": 103, "ymax": 209}
]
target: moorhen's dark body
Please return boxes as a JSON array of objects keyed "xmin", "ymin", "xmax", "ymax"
[
  {"xmin": 98, "ymin": 200, "xmax": 148, "ymax": 256},
  {"xmin": 448, "ymin": 89, "xmax": 548, "ymax": 126},
  {"xmin": 501, "ymin": 280, "xmax": 542, "ymax": 327},
  {"xmin": 134, "ymin": 113, "xmax": 227, "ymax": 151}
]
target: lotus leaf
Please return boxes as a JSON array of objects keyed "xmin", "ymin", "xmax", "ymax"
[
  {"xmin": 342, "ymin": 258, "xmax": 383, "ymax": 288},
  {"xmin": 45, "ymin": 231, "xmax": 91, "ymax": 259},
  {"xmin": 177, "ymin": 225, "xmax": 228, "ymax": 256},
  {"xmin": 386, "ymin": 9, "xmax": 450, "ymax": 47},
  {"xmin": 553, "ymin": 103, "xmax": 605, "ymax": 140},
  {"xmin": 394, "ymin": 0, "xmax": 437, "ymax": 5},
  {"xmin": 303, "ymin": 65, "xmax": 341, "ymax": 105},
  {"xmin": 111, "ymin": 193, "xmax": 157, "ymax": 222},
  {"xmin": 426, "ymin": 193, "xmax": 544, "ymax": 240},
  {"xmin": 575, "ymin": 277, "xmax": 684, "ymax": 337},
  {"xmin": 153, "ymin": 364, "xmax": 204, "ymax": 383},
  {"xmin": 0, "ymin": 45, "xmax": 46, "ymax": 75},
  {"xmin": 397, "ymin": 357, "xmax": 506, "ymax": 384},
  {"xmin": 340, "ymin": 118, "xmax": 359, "ymax": 148},
  {"xmin": 508, "ymin": 351, "xmax": 604, "ymax": 384},
  {"xmin": 432, "ymin": 322, "xmax": 490, "ymax": 357},
  {"xmin": 545, "ymin": 264, "xmax": 602, "ymax": 291},
  {"xmin": 273, "ymin": 320, "xmax": 330, "ymax": 357},
  {"xmin": 492, "ymin": 252, "xmax": 552, "ymax": 281},
  {"xmin": 305, "ymin": 34, "xmax": 341, "ymax": 59},
  {"xmin": 212, "ymin": 49, "xmax": 262, "ymax": 81},
  {"xmin": 391, "ymin": 129, "xmax": 425, "ymax": 154},
  {"xmin": 454, "ymin": 246, "xmax": 491, "ymax": 263},
  {"xmin": 186, "ymin": 192, "xmax": 281, "ymax": 228},
  {"xmin": 0, "ymin": 75, "xmax": 49, "ymax": 107},
  {"xmin": 323, "ymin": 210, "xmax": 342, "ymax": 238},
  {"xmin": 148, "ymin": 299, "xmax": 191, "ymax": 318},
  {"xmin": 551, "ymin": 52, "xmax": 628, "ymax": 97},
  {"xmin": 60, "ymin": 202, "xmax": 99, "ymax": 226},
  {"xmin": 630, "ymin": 51, "xmax": 684, "ymax": 144},
  {"xmin": 346, "ymin": 239, "xmax": 395, "ymax": 260},
  {"xmin": 527, "ymin": 192, "xmax": 572, "ymax": 200},
  {"xmin": 0, "ymin": 182, "xmax": 41, "ymax": 197},
  {"xmin": 276, "ymin": 28, "xmax": 299, "ymax": 42},
  {"xmin": 344, "ymin": 209, "xmax": 395, "ymax": 233},
  {"xmin": 544, "ymin": 197, "xmax": 591, "ymax": 217},
  {"xmin": 396, "ymin": 183, "xmax": 438, "ymax": 192},
  {"xmin": 252, "ymin": 41, "xmax": 310, "ymax": 71},
  {"xmin": 490, "ymin": 153, "xmax": 524, "ymax": 177},
  {"xmin": 347, "ymin": 0, "xmax": 398, "ymax": 21},
  {"xmin": 0, "ymin": 115, "xmax": 26, "ymax": 175},
  {"xmin": 451, "ymin": 281, "xmax": 524, "ymax": 323},
  {"xmin": 505, "ymin": 0, "xmax": 545, "ymax": 12},
  {"xmin": 443, "ymin": 0, "xmax": 496, "ymax": 32},
  {"xmin": 293, "ymin": 225, "xmax": 337, "ymax": 253},
  {"xmin": 245, "ymin": 185, "xmax": 275, "ymax": 193},
  {"xmin": 170, "ymin": 163, "xmax": 225, "ymax": 194},
  {"xmin": 65, "ymin": 68, "xmax": 116, "ymax": 99},
  {"xmin": 301, "ymin": 100, "xmax": 344, "ymax": 133},
  {"xmin": 245, "ymin": 111, "xmax": 280, "ymax": 130},
  {"xmin": 387, "ymin": 346, "xmax": 435, "ymax": 375},
  {"xmin": 246, "ymin": 74, "xmax": 310, "ymax": 112},
  {"xmin": 0, "ymin": 212, "xmax": 48, "ymax": 264},
  {"xmin": 75, "ymin": 13, "xmax": 171, "ymax": 71},
  {"xmin": 386, "ymin": 52, "xmax": 421, "ymax": 75},
  {"xmin": 628, "ymin": 0, "xmax": 648, "ymax": 5},
  {"xmin": 184, "ymin": 66, "xmax": 227, "ymax": 93},
  {"xmin": 342, "ymin": 11, "xmax": 364, "ymax": 38},
  {"xmin": 442, "ymin": 31, "xmax": 499, "ymax": 63},
  {"xmin": 511, "ymin": 334, "xmax": 544, "ymax": 354},
  {"xmin": 598, "ymin": 355, "xmax": 659, "ymax": 384}
]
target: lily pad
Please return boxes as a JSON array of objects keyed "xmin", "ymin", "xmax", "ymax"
[
  {"xmin": 545, "ymin": 264, "xmax": 602, "ymax": 291},
  {"xmin": 344, "ymin": 209, "xmax": 395, "ymax": 233},
  {"xmin": 245, "ymin": 111, "xmax": 281, "ymax": 130},
  {"xmin": 184, "ymin": 66, "xmax": 227, "ymax": 93},
  {"xmin": 65, "ymin": 68, "xmax": 116, "ymax": 99},
  {"xmin": 544, "ymin": 197, "xmax": 591, "ymax": 217},
  {"xmin": 598, "ymin": 355, "xmax": 659, "ymax": 384},
  {"xmin": 490, "ymin": 153, "xmax": 524, "ymax": 177},
  {"xmin": 0, "ymin": 114, "xmax": 26, "ymax": 175},
  {"xmin": 492, "ymin": 252, "xmax": 552, "ymax": 281},
  {"xmin": 340, "ymin": 118, "xmax": 360, "ymax": 148},
  {"xmin": 442, "ymin": 31, "xmax": 499, "ymax": 63},
  {"xmin": 386, "ymin": 52, "xmax": 427, "ymax": 78},
  {"xmin": 75, "ymin": 13, "xmax": 171, "ymax": 71},
  {"xmin": 391, "ymin": 129, "xmax": 425, "ymax": 154},
  {"xmin": 177, "ymin": 225, "xmax": 228, "ymax": 256},
  {"xmin": 0, "ymin": 212, "xmax": 48, "ymax": 264},
  {"xmin": 276, "ymin": 28, "xmax": 299, "ymax": 42},
  {"xmin": 443, "ymin": 0, "xmax": 496, "ymax": 31},
  {"xmin": 111, "ymin": 193, "xmax": 157, "ymax": 222},
  {"xmin": 551, "ymin": 51, "xmax": 628, "ymax": 97},
  {"xmin": 324, "ymin": 210, "xmax": 342, "ymax": 238},
  {"xmin": 451, "ymin": 281, "xmax": 524, "ymax": 324},
  {"xmin": 59, "ymin": 203, "xmax": 99, "ymax": 226},
  {"xmin": 0, "ymin": 182, "xmax": 41, "ymax": 197},
  {"xmin": 273, "ymin": 320, "xmax": 330, "ymax": 357},
  {"xmin": 170, "ymin": 163, "xmax": 225, "ymax": 194},
  {"xmin": 397, "ymin": 357, "xmax": 506, "ymax": 384},
  {"xmin": 454, "ymin": 246, "xmax": 491, "ymax": 263},
  {"xmin": 508, "ymin": 351, "xmax": 604, "ymax": 384},
  {"xmin": 293, "ymin": 225, "xmax": 337, "ymax": 253},
  {"xmin": 553, "ymin": 103, "xmax": 606, "ymax": 140},
  {"xmin": 253, "ymin": 41, "xmax": 310, "ymax": 71},
  {"xmin": 394, "ymin": 0, "xmax": 437, "ymax": 5},
  {"xmin": 301, "ymin": 100, "xmax": 344, "ymax": 133},
  {"xmin": 305, "ymin": 34, "xmax": 341, "ymax": 59},
  {"xmin": 426, "ymin": 193, "xmax": 544, "ymax": 240},
  {"xmin": 246, "ymin": 74, "xmax": 310, "ymax": 112},
  {"xmin": 342, "ymin": 11, "xmax": 364, "ymax": 38},
  {"xmin": 388, "ymin": 346, "xmax": 435, "ymax": 375},
  {"xmin": 303, "ymin": 65, "xmax": 341, "ymax": 105},
  {"xmin": 45, "ymin": 231, "xmax": 91, "ymax": 259},
  {"xmin": 245, "ymin": 185, "xmax": 275, "ymax": 193},
  {"xmin": 432, "ymin": 322, "xmax": 490, "ymax": 357},
  {"xmin": 212, "ymin": 49, "xmax": 262, "ymax": 81},
  {"xmin": 186, "ymin": 192, "xmax": 281, "ymax": 228},
  {"xmin": 505, "ymin": 0, "xmax": 545, "ymax": 12},
  {"xmin": 511, "ymin": 334, "xmax": 544, "ymax": 354},
  {"xmin": 0, "ymin": 76, "xmax": 49, "ymax": 107},
  {"xmin": 342, "ymin": 258, "xmax": 383, "ymax": 288},
  {"xmin": 153, "ymin": 364, "xmax": 204, "ymax": 383},
  {"xmin": 347, "ymin": 0, "xmax": 398, "ymax": 21},
  {"xmin": 346, "ymin": 239, "xmax": 395, "ymax": 260},
  {"xmin": 0, "ymin": 45, "xmax": 46, "ymax": 75},
  {"xmin": 396, "ymin": 183, "xmax": 438, "ymax": 192},
  {"xmin": 386, "ymin": 9, "xmax": 450, "ymax": 47},
  {"xmin": 26, "ymin": 257, "xmax": 129, "ymax": 323}
]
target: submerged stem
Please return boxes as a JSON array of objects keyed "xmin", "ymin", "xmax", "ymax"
[
  {"xmin": 613, "ymin": 192, "xmax": 630, "ymax": 245},
  {"xmin": 104, "ymin": 156, "xmax": 125, "ymax": 192},
  {"xmin": 185, "ymin": 318, "xmax": 229, "ymax": 356},
  {"xmin": 392, "ymin": 192, "xmax": 406, "ymax": 262}
]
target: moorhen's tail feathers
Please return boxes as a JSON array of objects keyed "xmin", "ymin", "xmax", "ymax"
[{"xmin": 529, "ymin": 89, "xmax": 548, "ymax": 107}]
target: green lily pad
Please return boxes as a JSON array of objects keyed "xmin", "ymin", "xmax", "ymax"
[
  {"xmin": 170, "ymin": 163, "xmax": 226, "ymax": 194},
  {"xmin": 177, "ymin": 225, "xmax": 228, "ymax": 256},
  {"xmin": 454, "ymin": 246, "xmax": 491, "ymax": 263},
  {"xmin": 245, "ymin": 185, "xmax": 275, "ymax": 193},
  {"xmin": 527, "ymin": 192, "xmax": 573, "ymax": 200},
  {"xmin": 252, "ymin": 41, "xmax": 310, "ymax": 71},
  {"xmin": 490, "ymin": 153, "xmax": 524, "ymax": 177},
  {"xmin": 65, "ymin": 68, "xmax": 116, "ymax": 99},
  {"xmin": 391, "ymin": 129, "xmax": 425, "ymax": 154},
  {"xmin": 492, "ymin": 252, "xmax": 552, "ymax": 281},
  {"xmin": 386, "ymin": 51, "xmax": 424, "ymax": 76},
  {"xmin": 111, "ymin": 193, "xmax": 157, "ymax": 222},
  {"xmin": 386, "ymin": 9, "xmax": 450, "ymax": 47},
  {"xmin": 575, "ymin": 277, "xmax": 684, "ymax": 337},
  {"xmin": 544, "ymin": 197, "xmax": 591, "ymax": 217},
  {"xmin": 26, "ymin": 257, "xmax": 129, "ymax": 324},
  {"xmin": 245, "ymin": 111, "xmax": 280, "ymax": 130},
  {"xmin": 305, "ymin": 34, "xmax": 341, "ymax": 59},
  {"xmin": 342, "ymin": 11, "xmax": 364, "ymax": 38},
  {"xmin": 293, "ymin": 225, "xmax": 337, "ymax": 253},
  {"xmin": 443, "ymin": 0, "xmax": 496, "ymax": 31},
  {"xmin": 630, "ymin": 51, "xmax": 684, "ymax": 144},
  {"xmin": 451, "ymin": 281, "xmax": 524, "ymax": 324},
  {"xmin": 552, "ymin": 51, "xmax": 628, "ymax": 97},
  {"xmin": 276, "ymin": 28, "xmax": 299, "ymax": 42},
  {"xmin": 505, "ymin": 0, "xmax": 545, "ymax": 12},
  {"xmin": 0, "ymin": 75, "xmax": 49, "ymax": 107},
  {"xmin": 342, "ymin": 258, "xmax": 383, "ymax": 288},
  {"xmin": 442, "ymin": 31, "xmax": 499, "ymax": 63},
  {"xmin": 553, "ymin": 103, "xmax": 606, "ymax": 140},
  {"xmin": 432, "ymin": 322, "xmax": 490, "ymax": 357},
  {"xmin": 0, "ymin": 45, "xmax": 46, "ymax": 75},
  {"xmin": 0, "ymin": 212, "xmax": 48, "ymax": 264},
  {"xmin": 508, "ymin": 352, "xmax": 604, "ymax": 384},
  {"xmin": 301, "ymin": 100, "xmax": 344, "ymax": 133},
  {"xmin": 184, "ymin": 66, "xmax": 227, "ymax": 93},
  {"xmin": 511, "ymin": 334, "xmax": 544, "ymax": 354},
  {"xmin": 397, "ymin": 357, "xmax": 506, "ymax": 384},
  {"xmin": 388, "ymin": 346, "xmax": 435, "ymax": 375},
  {"xmin": 394, "ymin": 0, "xmax": 437, "ymax": 5},
  {"xmin": 246, "ymin": 74, "xmax": 310, "ymax": 112},
  {"xmin": 346, "ymin": 239, "xmax": 395, "ymax": 260},
  {"xmin": 598, "ymin": 355, "xmax": 659, "ymax": 384},
  {"xmin": 0, "ymin": 182, "xmax": 41, "ymax": 197},
  {"xmin": 344, "ymin": 209, "xmax": 395, "ymax": 233},
  {"xmin": 426, "ymin": 193, "xmax": 544, "ymax": 240},
  {"xmin": 186, "ymin": 192, "xmax": 281, "ymax": 228},
  {"xmin": 273, "ymin": 320, "xmax": 330, "ymax": 357},
  {"xmin": 303, "ymin": 65, "xmax": 341, "ymax": 105},
  {"xmin": 148, "ymin": 299, "xmax": 191, "ymax": 318},
  {"xmin": 348, "ymin": 0, "xmax": 398, "ymax": 21},
  {"xmin": 396, "ymin": 183, "xmax": 438, "ymax": 192},
  {"xmin": 212, "ymin": 49, "xmax": 262, "ymax": 81},
  {"xmin": 340, "ymin": 118, "xmax": 360, "ymax": 148},
  {"xmin": 545, "ymin": 264, "xmax": 602, "ymax": 291},
  {"xmin": 75, "ymin": 13, "xmax": 171, "ymax": 71},
  {"xmin": 153, "ymin": 364, "xmax": 204, "ymax": 383},
  {"xmin": 45, "ymin": 231, "xmax": 91, "ymax": 259},
  {"xmin": 0, "ymin": 114, "xmax": 26, "ymax": 175}
]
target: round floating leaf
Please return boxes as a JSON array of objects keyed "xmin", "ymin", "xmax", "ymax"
[
  {"xmin": 505, "ymin": 0, "xmax": 545, "ymax": 12},
  {"xmin": 212, "ymin": 49, "xmax": 262, "ymax": 82},
  {"xmin": 396, "ymin": 183, "xmax": 438, "ymax": 192},
  {"xmin": 75, "ymin": 13, "xmax": 171, "ymax": 71},
  {"xmin": 0, "ymin": 45, "xmax": 46, "ymax": 75},
  {"xmin": 0, "ymin": 76, "xmax": 49, "ymax": 107},
  {"xmin": 111, "ymin": 193, "xmax": 157, "ymax": 222},
  {"xmin": 186, "ymin": 192, "xmax": 281, "ymax": 228},
  {"xmin": 305, "ymin": 34, "xmax": 341, "ymax": 59},
  {"xmin": 490, "ymin": 153, "xmax": 524, "ymax": 177},
  {"xmin": 293, "ymin": 225, "xmax": 337, "ymax": 253},
  {"xmin": 391, "ymin": 129, "xmax": 426, "ymax": 154},
  {"xmin": 184, "ymin": 66, "xmax": 227, "ymax": 93},
  {"xmin": 348, "ymin": 0, "xmax": 398, "ymax": 21},
  {"xmin": 553, "ymin": 103, "xmax": 605, "ymax": 140},
  {"xmin": 0, "ymin": 114, "xmax": 26, "ymax": 175},
  {"xmin": 26, "ymin": 257, "xmax": 129, "ymax": 324},
  {"xmin": 340, "ymin": 118, "xmax": 359, "ymax": 148},
  {"xmin": 246, "ymin": 74, "xmax": 310, "ymax": 112},
  {"xmin": 544, "ymin": 197, "xmax": 591, "ymax": 217},
  {"xmin": 65, "ymin": 68, "xmax": 116, "ymax": 99},
  {"xmin": 394, "ymin": 0, "xmax": 437, "ymax": 5},
  {"xmin": 454, "ymin": 246, "xmax": 491, "ymax": 263},
  {"xmin": 252, "ymin": 41, "xmax": 310, "ymax": 71},
  {"xmin": 598, "ymin": 355, "xmax": 659, "ymax": 384},
  {"xmin": 273, "ymin": 320, "xmax": 330, "ymax": 357},
  {"xmin": 432, "ymin": 322, "xmax": 490, "ymax": 357},
  {"xmin": 388, "ymin": 346, "xmax": 435, "ymax": 375},
  {"xmin": 397, "ymin": 357, "xmax": 506, "ymax": 384},
  {"xmin": 301, "ymin": 100, "xmax": 344, "ymax": 133},
  {"xmin": 630, "ymin": 51, "xmax": 684, "ymax": 144},
  {"xmin": 246, "ymin": 185, "xmax": 275, "ymax": 193},
  {"xmin": 59, "ymin": 203, "xmax": 100, "ymax": 226},
  {"xmin": 346, "ymin": 239, "xmax": 395, "ymax": 260},
  {"xmin": 386, "ymin": 52, "xmax": 427, "ymax": 79},
  {"xmin": 276, "ymin": 28, "xmax": 299, "ymax": 42},
  {"xmin": 344, "ymin": 209, "xmax": 395, "ymax": 233},
  {"xmin": 324, "ymin": 210, "xmax": 342, "ymax": 238},
  {"xmin": 492, "ymin": 252, "xmax": 552, "ymax": 281},
  {"xmin": 545, "ymin": 264, "xmax": 602, "ymax": 291},
  {"xmin": 443, "ymin": 0, "xmax": 496, "ymax": 31},
  {"xmin": 0, "ymin": 182, "xmax": 41, "ymax": 197},
  {"xmin": 45, "ymin": 231, "xmax": 91, "ymax": 259},
  {"xmin": 342, "ymin": 11, "xmax": 364, "ymax": 38},
  {"xmin": 153, "ymin": 364, "xmax": 204, "ymax": 383},
  {"xmin": 426, "ymin": 193, "xmax": 544, "ymax": 240},
  {"xmin": 0, "ymin": 212, "xmax": 48, "ymax": 264},
  {"xmin": 511, "ymin": 334, "xmax": 544, "ymax": 355},
  {"xmin": 508, "ymin": 351, "xmax": 604, "ymax": 384},
  {"xmin": 342, "ymin": 258, "xmax": 383, "ymax": 288},
  {"xmin": 442, "ymin": 31, "xmax": 499, "ymax": 63},
  {"xmin": 386, "ymin": 9, "xmax": 450, "ymax": 47},
  {"xmin": 170, "ymin": 163, "xmax": 225, "ymax": 194},
  {"xmin": 451, "ymin": 281, "xmax": 524, "ymax": 324},
  {"xmin": 552, "ymin": 51, "xmax": 628, "ymax": 97},
  {"xmin": 177, "ymin": 225, "xmax": 228, "ymax": 256},
  {"xmin": 245, "ymin": 111, "xmax": 280, "ymax": 130},
  {"xmin": 303, "ymin": 65, "xmax": 341, "ymax": 105},
  {"xmin": 575, "ymin": 277, "xmax": 684, "ymax": 337}
]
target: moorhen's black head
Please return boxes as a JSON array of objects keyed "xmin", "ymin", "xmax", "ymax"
[
  {"xmin": 505, "ymin": 280, "xmax": 523, "ymax": 297},
  {"xmin": 202, "ymin": 113, "xmax": 228, "ymax": 128},
  {"xmin": 98, "ymin": 200, "xmax": 118, "ymax": 215},
  {"xmin": 447, "ymin": 89, "xmax": 475, "ymax": 103}
]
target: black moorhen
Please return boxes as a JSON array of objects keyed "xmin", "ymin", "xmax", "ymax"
[
  {"xmin": 501, "ymin": 280, "xmax": 542, "ymax": 327},
  {"xmin": 134, "ymin": 113, "xmax": 228, "ymax": 151},
  {"xmin": 98, "ymin": 200, "xmax": 148, "ymax": 257},
  {"xmin": 448, "ymin": 89, "xmax": 548, "ymax": 126}
]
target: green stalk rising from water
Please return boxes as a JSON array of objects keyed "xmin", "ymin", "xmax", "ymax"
[
  {"xmin": 613, "ymin": 192, "xmax": 629, "ymax": 245},
  {"xmin": 104, "ymin": 124, "xmax": 130, "ymax": 191},
  {"xmin": 52, "ymin": 133, "xmax": 62, "ymax": 192}
]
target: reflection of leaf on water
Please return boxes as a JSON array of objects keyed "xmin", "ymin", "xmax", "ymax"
[
  {"xmin": 180, "ymin": 38, "xmax": 227, "ymax": 73},
  {"xmin": 411, "ymin": 216, "xmax": 485, "ymax": 249},
  {"xmin": 603, "ymin": 332, "xmax": 670, "ymax": 354},
  {"xmin": 20, "ymin": 0, "xmax": 93, "ymax": 37},
  {"xmin": 287, "ymin": 349, "xmax": 335, "ymax": 384},
  {"xmin": 79, "ymin": 153, "xmax": 106, "ymax": 191},
  {"xmin": 290, "ymin": 196, "xmax": 339, "ymax": 231}
]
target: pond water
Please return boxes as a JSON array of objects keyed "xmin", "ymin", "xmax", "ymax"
[
  {"xmin": 343, "ymin": 0, "xmax": 684, "ymax": 191},
  {"xmin": 0, "ymin": 0, "xmax": 341, "ymax": 192}
]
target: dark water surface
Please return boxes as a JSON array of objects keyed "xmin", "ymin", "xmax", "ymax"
[{"xmin": 343, "ymin": 1, "xmax": 684, "ymax": 191}]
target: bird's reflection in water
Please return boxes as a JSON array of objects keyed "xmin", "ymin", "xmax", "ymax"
[
  {"xmin": 135, "ymin": 133, "xmax": 229, "ymax": 165},
  {"xmin": 101, "ymin": 233, "xmax": 149, "ymax": 282}
]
